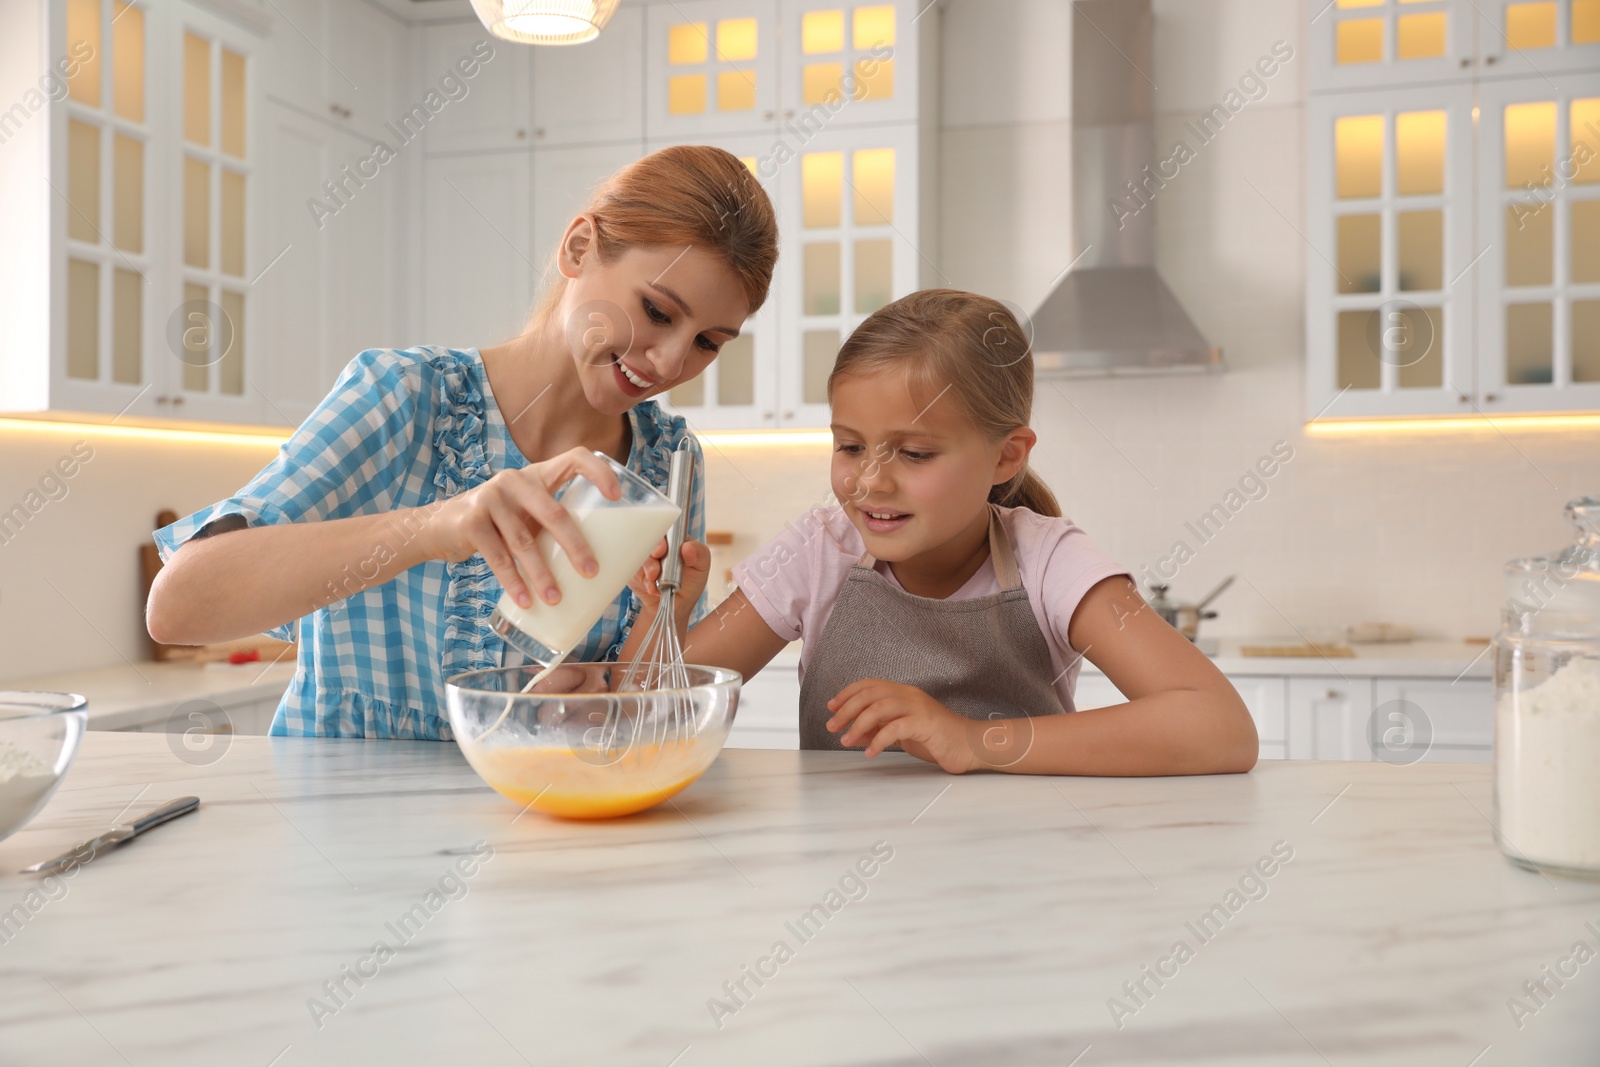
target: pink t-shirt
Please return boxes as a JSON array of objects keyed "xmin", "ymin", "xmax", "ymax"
[{"xmin": 731, "ymin": 505, "xmax": 1131, "ymax": 712}]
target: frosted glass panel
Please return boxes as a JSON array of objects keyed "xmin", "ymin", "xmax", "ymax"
[
  {"xmin": 1337, "ymin": 19, "xmax": 1383, "ymax": 65},
  {"xmin": 1337, "ymin": 213, "xmax": 1380, "ymax": 293},
  {"xmin": 1505, "ymin": 302, "xmax": 1553, "ymax": 385},
  {"xmin": 112, "ymin": 267, "xmax": 141, "ymax": 385},
  {"xmin": 855, "ymin": 239, "xmax": 893, "ymax": 314},
  {"xmin": 67, "ymin": 120, "xmax": 101, "ymax": 243},
  {"xmin": 718, "ymin": 70, "xmax": 756, "ymax": 111},
  {"xmin": 1396, "ymin": 307, "xmax": 1443, "ymax": 388},
  {"xmin": 112, "ymin": 1, "xmax": 144, "ymax": 122},
  {"xmin": 716, "ymin": 18, "xmax": 757, "ymax": 61},
  {"xmin": 67, "ymin": 259, "xmax": 99, "ymax": 380},
  {"xmin": 668, "ymin": 74, "xmax": 707, "ymax": 115},
  {"xmin": 1573, "ymin": 99, "xmax": 1600, "ymax": 184},
  {"xmin": 668, "ymin": 375, "xmax": 704, "ymax": 407},
  {"xmin": 1337, "ymin": 0, "xmax": 1382, "ymax": 7},
  {"xmin": 1396, "ymin": 111, "xmax": 1445, "ymax": 195},
  {"xmin": 1397, "ymin": 13, "xmax": 1446, "ymax": 58},
  {"xmin": 855, "ymin": 57, "xmax": 893, "ymax": 102},
  {"xmin": 854, "ymin": 148, "xmax": 894, "ymax": 225},
  {"xmin": 182, "ymin": 282, "xmax": 210, "ymax": 392},
  {"xmin": 668, "ymin": 23, "xmax": 707, "ymax": 65},
  {"xmin": 1577, "ymin": 0, "xmax": 1600, "ymax": 43},
  {"xmin": 221, "ymin": 50, "xmax": 246, "ymax": 159},
  {"xmin": 803, "ymin": 330, "xmax": 839, "ymax": 405},
  {"xmin": 1574, "ymin": 301, "xmax": 1600, "ymax": 382},
  {"xmin": 185, "ymin": 34, "xmax": 211, "ymax": 146},
  {"xmin": 1337, "ymin": 309, "xmax": 1380, "ymax": 389},
  {"xmin": 804, "ymin": 62, "xmax": 843, "ymax": 105},
  {"xmin": 804, "ymin": 242, "xmax": 840, "ymax": 315},
  {"xmin": 1574, "ymin": 200, "xmax": 1600, "ymax": 283},
  {"xmin": 1506, "ymin": 3, "xmax": 1557, "ymax": 49},
  {"xmin": 803, "ymin": 152, "xmax": 843, "ymax": 228},
  {"xmin": 854, "ymin": 6, "xmax": 895, "ymax": 49},
  {"xmin": 1505, "ymin": 102, "xmax": 1555, "ymax": 189},
  {"xmin": 185, "ymin": 157, "xmax": 210, "ymax": 269},
  {"xmin": 1505, "ymin": 203, "xmax": 1552, "ymax": 286},
  {"xmin": 220, "ymin": 290, "xmax": 245, "ymax": 396},
  {"xmin": 67, "ymin": 0, "xmax": 101, "ymax": 105},
  {"xmin": 716, "ymin": 333, "xmax": 754, "ymax": 406},
  {"xmin": 803, "ymin": 11, "xmax": 844, "ymax": 53},
  {"xmin": 1336, "ymin": 115, "xmax": 1382, "ymax": 198},
  {"xmin": 1397, "ymin": 210, "xmax": 1442, "ymax": 291},
  {"xmin": 113, "ymin": 134, "xmax": 142, "ymax": 253},
  {"xmin": 221, "ymin": 170, "xmax": 245, "ymax": 277}
]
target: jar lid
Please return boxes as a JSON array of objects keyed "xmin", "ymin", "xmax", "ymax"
[{"xmin": 1504, "ymin": 496, "xmax": 1600, "ymax": 624}]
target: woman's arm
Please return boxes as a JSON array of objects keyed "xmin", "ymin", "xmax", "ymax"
[
  {"xmin": 148, "ymin": 447, "xmax": 622, "ymax": 647},
  {"xmin": 991, "ymin": 575, "xmax": 1258, "ymax": 776}
]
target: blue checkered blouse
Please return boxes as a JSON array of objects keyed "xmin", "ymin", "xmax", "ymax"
[{"xmin": 153, "ymin": 346, "xmax": 706, "ymax": 740}]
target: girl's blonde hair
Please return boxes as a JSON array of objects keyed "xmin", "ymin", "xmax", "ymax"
[
  {"xmin": 827, "ymin": 289, "xmax": 1061, "ymax": 518},
  {"xmin": 530, "ymin": 145, "xmax": 778, "ymax": 327}
]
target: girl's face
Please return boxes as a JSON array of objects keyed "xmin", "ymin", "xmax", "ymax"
[
  {"xmin": 829, "ymin": 364, "xmax": 1034, "ymax": 563},
  {"xmin": 557, "ymin": 220, "xmax": 751, "ymax": 416}
]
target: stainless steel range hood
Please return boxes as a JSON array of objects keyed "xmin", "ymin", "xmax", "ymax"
[{"xmin": 1031, "ymin": 0, "xmax": 1222, "ymax": 377}]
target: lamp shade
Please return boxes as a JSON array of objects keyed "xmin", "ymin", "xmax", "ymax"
[{"xmin": 468, "ymin": 0, "xmax": 621, "ymax": 45}]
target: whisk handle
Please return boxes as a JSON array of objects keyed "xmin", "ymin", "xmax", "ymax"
[{"xmin": 659, "ymin": 446, "xmax": 695, "ymax": 591}]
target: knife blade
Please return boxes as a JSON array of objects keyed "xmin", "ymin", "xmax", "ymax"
[{"xmin": 20, "ymin": 796, "xmax": 200, "ymax": 876}]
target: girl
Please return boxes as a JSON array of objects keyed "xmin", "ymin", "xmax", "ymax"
[
  {"xmin": 622, "ymin": 289, "xmax": 1257, "ymax": 775},
  {"xmin": 147, "ymin": 146, "xmax": 778, "ymax": 739}
]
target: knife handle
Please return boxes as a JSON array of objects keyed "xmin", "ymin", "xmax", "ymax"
[{"xmin": 130, "ymin": 796, "xmax": 200, "ymax": 836}]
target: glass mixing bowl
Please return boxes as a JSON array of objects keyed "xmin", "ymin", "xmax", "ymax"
[
  {"xmin": 0, "ymin": 692, "xmax": 88, "ymax": 843},
  {"xmin": 445, "ymin": 663, "xmax": 742, "ymax": 820}
]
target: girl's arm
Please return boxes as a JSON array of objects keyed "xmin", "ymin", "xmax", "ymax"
[
  {"xmin": 997, "ymin": 575, "xmax": 1258, "ymax": 776},
  {"xmin": 827, "ymin": 575, "xmax": 1258, "ymax": 776},
  {"xmin": 619, "ymin": 541, "xmax": 789, "ymax": 682}
]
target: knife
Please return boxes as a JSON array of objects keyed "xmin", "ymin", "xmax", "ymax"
[{"xmin": 19, "ymin": 797, "xmax": 200, "ymax": 876}]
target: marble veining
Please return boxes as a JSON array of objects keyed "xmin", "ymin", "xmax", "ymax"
[{"xmin": 0, "ymin": 734, "xmax": 1596, "ymax": 1066}]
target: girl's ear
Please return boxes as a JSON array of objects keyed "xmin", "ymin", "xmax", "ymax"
[
  {"xmin": 557, "ymin": 215, "xmax": 597, "ymax": 280},
  {"xmin": 993, "ymin": 426, "xmax": 1037, "ymax": 487}
]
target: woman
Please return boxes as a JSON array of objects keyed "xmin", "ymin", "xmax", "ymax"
[{"xmin": 147, "ymin": 146, "xmax": 779, "ymax": 739}]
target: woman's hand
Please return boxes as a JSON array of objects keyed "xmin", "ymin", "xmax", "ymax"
[
  {"xmin": 418, "ymin": 446, "xmax": 622, "ymax": 610},
  {"xmin": 627, "ymin": 537, "xmax": 711, "ymax": 627},
  {"xmin": 825, "ymin": 680, "xmax": 980, "ymax": 775}
]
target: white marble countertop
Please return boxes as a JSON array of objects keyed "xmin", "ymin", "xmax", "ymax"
[
  {"xmin": 0, "ymin": 660, "xmax": 297, "ymax": 730},
  {"xmin": 1, "ymin": 733, "xmax": 1594, "ymax": 1065}
]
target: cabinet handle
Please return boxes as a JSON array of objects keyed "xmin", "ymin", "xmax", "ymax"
[
  {"xmin": 785, "ymin": 109, "xmax": 795, "ymax": 119},
  {"xmin": 763, "ymin": 110, "xmax": 775, "ymax": 122},
  {"xmin": 535, "ymin": 128, "xmax": 545, "ymax": 139},
  {"xmin": 1484, "ymin": 55, "xmax": 1498, "ymax": 65},
  {"xmin": 782, "ymin": 410, "xmax": 794, "ymax": 420},
  {"xmin": 1457, "ymin": 393, "xmax": 1470, "ymax": 403},
  {"xmin": 516, "ymin": 128, "xmax": 527, "ymax": 140},
  {"xmin": 1325, "ymin": 689, "xmax": 1339, "ymax": 700},
  {"xmin": 171, "ymin": 395, "xmax": 185, "ymax": 406},
  {"xmin": 762, "ymin": 410, "xmax": 774, "ymax": 420},
  {"xmin": 1483, "ymin": 392, "xmax": 1498, "ymax": 403},
  {"xmin": 155, "ymin": 395, "xmax": 169, "ymax": 405},
  {"xmin": 1458, "ymin": 57, "xmax": 1471, "ymax": 68}
]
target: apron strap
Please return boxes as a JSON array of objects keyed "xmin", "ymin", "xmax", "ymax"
[{"xmin": 854, "ymin": 504, "xmax": 1023, "ymax": 592}]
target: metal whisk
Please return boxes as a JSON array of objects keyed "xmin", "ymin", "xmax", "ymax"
[{"xmin": 613, "ymin": 444, "xmax": 698, "ymax": 748}]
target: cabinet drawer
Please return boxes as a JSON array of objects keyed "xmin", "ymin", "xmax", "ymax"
[{"xmin": 1372, "ymin": 678, "xmax": 1493, "ymax": 750}]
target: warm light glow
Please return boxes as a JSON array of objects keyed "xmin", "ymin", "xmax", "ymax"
[
  {"xmin": 695, "ymin": 430, "xmax": 833, "ymax": 448},
  {"xmin": 0, "ymin": 417, "xmax": 288, "ymax": 447},
  {"xmin": 802, "ymin": 10, "xmax": 844, "ymax": 54},
  {"xmin": 1307, "ymin": 413, "xmax": 1600, "ymax": 435},
  {"xmin": 1335, "ymin": 114, "xmax": 1383, "ymax": 198},
  {"xmin": 1505, "ymin": 100, "xmax": 1556, "ymax": 189},
  {"xmin": 1397, "ymin": 12, "xmax": 1446, "ymax": 59},
  {"xmin": 1506, "ymin": 2, "xmax": 1557, "ymax": 50},
  {"xmin": 716, "ymin": 17, "xmax": 758, "ymax": 62},
  {"xmin": 1336, "ymin": 18, "xmax": 1384, "ymax": 65},
  {"xmin": 470, "ymin": 0, "xmax": 619, "ymax": 46}
]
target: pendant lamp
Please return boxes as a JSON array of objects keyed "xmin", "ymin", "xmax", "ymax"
[{"xmin": 468, "ymin": 0, "xmax": 621, "ymax": 45}]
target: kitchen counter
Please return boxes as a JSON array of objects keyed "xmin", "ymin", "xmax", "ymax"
[
  {"xmin": 0, "ymin": 659, "xmax": 297, "ymax": 731},
  {"xmin": 2, "ymin": 733, "xmax": 1595, "ymax": 1065}
]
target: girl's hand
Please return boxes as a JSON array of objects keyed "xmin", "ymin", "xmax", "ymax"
[
  {"xmin": 419, "ymin": 447, "xmax": 622, "ymax": 610},
  {"xmin": 627, "ymin": 538, "xmax": 712, "ymax": 625},
  {"xmin": 825, "ymin": 680, "xmax": 980, "ymax": 775}
]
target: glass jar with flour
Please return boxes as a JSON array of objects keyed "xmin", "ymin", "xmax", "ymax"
[{"xmin": 1494, "ymin": 496, "xmax": 1600, "ymax": 878}]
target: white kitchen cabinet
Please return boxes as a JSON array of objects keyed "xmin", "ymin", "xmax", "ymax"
[
  {"xmin": 1372, "ymin": 677, "xmax": 1493, "ymax": 762},
  {"xmin": 1232, "ymin": 675, "xmax": 1289, "ymax": 760},
  {"xmin": 776, "ymin": 0, "xmax": 918, "ymax": 127},
  {"xmin": 1306, "ymin": 2, "xmax": 1600, "ymax": 420},
  {"xmin": 644, "ymin": 0, "xmax": 781, "ymax": 140},
  {"xmin": 530, "ymin": 142, "xmax": 645, "ymax": 272},
  {"xmin": 421, "ymin": 21, "xmax": 531, "ymax": 154},
  {"xmin": 420, "ymin": 152, "xmax": 533, "ymax": 351},
  {"xmin": 263, "ymin": 0, "xmax": 404, "ymax": 141},
  {"xmin": 531, "ymin": 5, "xmax": 645, "ymax": 147},
  {"xmin": 1288, "ymin": 676, "xmax": 1376, "ymax": 760}
]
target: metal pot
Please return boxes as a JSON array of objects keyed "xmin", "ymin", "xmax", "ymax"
[{"xmin": 1146, "ymin": 576, "xmax": 1234, "ymax": 642}]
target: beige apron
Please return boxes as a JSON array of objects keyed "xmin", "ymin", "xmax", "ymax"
[{"xmin": 797, "ymin": 504, "xmax": 1068, "ymax": 751}]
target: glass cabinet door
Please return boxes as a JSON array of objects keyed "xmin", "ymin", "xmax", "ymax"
[
  {"xmin": 644, "ymin": 0, "xmax": 779, "ymax": 140},
  {"xmin": 778, "ymin": 124, "xmax": 918, "ymax": 428},
  {"xmin": 1475, "ymin": 72, "xmax": 1600, "ymax": 411},
  {"xmin": 651, "ymin": 138, "xmax": 781, "ymax": 431},
  {"xmin": 1306, "ymin": 85, "xmax": 1476, "ymax": 417},
  {"xmin": 777, "ymin": 2, "xmax": 914, "ymax": 126},
  {"xmin": 57, "ymin": 0, "xmax": 153, "ymax": 416},
  {"xmin": 1309, "ymin": 0, "xmax": 1471, "ymax": 92},
  {"xmin": 1477, "ymin": 0, "xmax": 1600, "ymax": 79}
]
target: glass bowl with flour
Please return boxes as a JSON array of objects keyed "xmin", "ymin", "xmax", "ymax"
[
  {"xmin": 1494, "ymin": 497, "xmax": 1600, "ymax": 878},
  {"xmin": 0, "ymin": 692, "xmax": 87, "ymax": 843}
]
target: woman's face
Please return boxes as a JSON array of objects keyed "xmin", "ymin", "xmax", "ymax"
[{"xmin": 557, "ymin": 219, "xmax": 751, "ymax": 417}]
